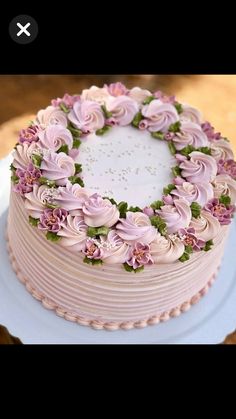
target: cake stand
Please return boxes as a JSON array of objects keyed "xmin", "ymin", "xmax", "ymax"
[{"xmin": 0, "ymin": 154, "xmax": 236, "ymax": 344}]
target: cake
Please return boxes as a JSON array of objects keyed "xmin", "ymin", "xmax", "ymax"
[{"xmin": 7, "ymin": 83, "xmax": 236, "ymax": 330}]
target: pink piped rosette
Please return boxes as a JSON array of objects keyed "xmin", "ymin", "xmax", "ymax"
[{"xmin": 10, "ymin": 83, "xmax": 236, "ymax": 272}]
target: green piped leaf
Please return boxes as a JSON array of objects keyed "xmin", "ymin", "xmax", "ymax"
[
  {"xmin": 11, "ymin": 174, "xmax": 19, "ymax": 184},
  {"xmin": 203, "ymin": 239, "xmax": 214, "ymax": 252},
  {"xmin": 74, "ymin": 163, "xmax": 82, "ymax": 174},
  {"xmin": 57, "ymin": 144, "xmax": 69, "ymax": 154},
  {"xmin": 101, "ymin": 104, "xmax": 112, "ymax": 118},
  {"xmin": 150, "ymin": 215, "xmax": 167, "ymax": 235},
  {"xmin": 179, "ymin": 252, "xmax": 190, "ymax": 262},
  {"xmin": 171, "ymin": 165, "xmax": 182, "ymax": 177},
  {"xmin": 174, "ymin": 102, "xmax": 183, "ymax": 114},
  {"xmin": 96, "ymin": 126, "xmax": 110, "ymax": 136},
  {"xmin": 198, "ymin": 147, "xmax": 212, "ymax": 155},
  {"xmin": 29, "ymin": 216, "xmax": 39, "ymax": 227},
  {"xmin": 142, "ymin": 95, "xmax": 155, "ymax": 105},
  {"xmin": 219, "ymin": 195, "xmax": 231, "ymax": 206},
  {"xmin": 83, "ymin": 257, "xmax": 103, "ymax": 265},
  {"xmin": 103, "ymin": 197, "xmax": 117, "ymax": 205},
  {"xmin": 132, "ymin": 111, "xmax": 143, "ymax": 128},
  {"xmin": 163, "ymin": 184, "xmax": 176, "ymax": 195},
  {"xmin": 128, "ymin": 206, "xmax": 142, "ymax": 212},
  {"xmin": 72, "ymin": 138, "xmax": 82, "ymax": 149},
  {"xmin": 32, "ymin": 154, "xmax": 42, "ymax": 168},
  {"xmin": 179, "ymin": 145, "xmax": 195, "ymax": 157},
  {"xmin": 168, "ymin": 141, "xmax": 177, "ymax": 155},
  {"xmin": 59, "ymin": 103, "xmax": 70, "ymax": 113},
  {"xmin": 118, "ymin": 201, "xmax": 128, "ymax": 218},
  {"xmin": 150, "ymin": 200, "xmax": 164, "ymax": 210},
  {"xmin": 151, "ymin": 131, "xmax": 165, "ymax": 140},
  {"xmin": 45, "ymin": 203, "xmax": 59, "ymax": 209},
  {"xmin": 190, "ymin": 202, "xmax": 201, "ymax": 218},
  {"xmin": 68, "ymin": 176, "xmax": 84, "ymax": 187},
  {"xmin": 46, "ymin": 231, "xmax": 61, "ymax": 242},
  {"xmin": 168, "ymin": 121, "xmax": 181, "ymax": 133},
  {"xmin": 87, "ymin": 226, "xmax": 109, "ymax": 237},
  {"xmin": 123, "ymin": 263, "xmax": 144, "ymax": 273},
  {"xmin": 39, "ymin": 177, "xmax": 56, "ymax": 188},
  {"xmin": 185, "ymin": 245, "xmax": 193, "ymax": 254},
  {"xmin": 68, "ymin": 125, "xmax": 82, "ymax": 138}
]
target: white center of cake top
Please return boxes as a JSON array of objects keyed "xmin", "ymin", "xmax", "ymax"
[{"xmin": 77, "ymin": 125, "xmax": 175, "ymax": 207}]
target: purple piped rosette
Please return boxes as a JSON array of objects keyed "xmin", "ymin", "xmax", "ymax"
[{"xmin": 10, "ymin": 83, "xmax": 236, "ymax": 271}]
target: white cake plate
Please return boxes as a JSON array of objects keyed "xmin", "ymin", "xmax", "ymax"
[{"xmin": 1, "ymin": 154, "xmax": 236, "ymax": 344}]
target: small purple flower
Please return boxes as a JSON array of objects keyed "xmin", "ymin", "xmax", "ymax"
[
  {"xmin": 105, "ymin": 117, "xmax": 117, "ymax": 126},
  {"xmin": 127, "ymin": 242, "xmax": 153, "ymax": 269},
  {"xmin": 178, "ymin": 227, "xmax": 205, "ymax": 251},
  {"xmin": 138, "ymin": 119, "xmax": 148, "ymax": 130},
  {"xmin": 38, "ymin": 208, "xmax": 68, "ymax": 232},
  {"xmin": 83, "ymin": 239, "xmax": 104, "ymax": 259},
  {"xmin": 204, "ymin": 198, "xmax": 235, "ymax": 225},
  {"xmin": 164, "ymin": 132, "xmax": 175, "ymax": 141},
  {"xmin": 162, "ymin": 194, "xmax": 174, "ymax": 205},
  {"xmin": 104, "ymin": 82, "xmax": 128, "ymax": 97},
  {"xmin": 51, "ymin": 93, "xmax": 80, "ymax": 108},
  {"xmin": 19, "ymin": 125, "xmax": 40, "ymax": 144},
  {"xmin": 142, "ymin": 206, "xmax": 155, "ymax": 216},
  {"xmin": 217, "ymin": 159, "xmax": 236, "ymax": 179},
  {"xmin": 153, "ymin": 90, "xmax": 176, "ymax": 104},
  {"xmin": 13, "ymin": 163, "xmax": 41, "ymax": 195},
  {"xmin": 175, "ymin": 153, "xmax": 187, "ymax": 162},
  {"xmin": 173, "ymin": 176, "xmax": 185, "ymax": 185},
  {"xmin": 201, "ymin": 122, "xmax": 221, "ymax": 141}
]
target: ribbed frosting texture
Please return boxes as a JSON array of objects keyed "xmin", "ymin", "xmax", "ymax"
[{"xmin": 7, "ymin": 190, "xmax": 229, "ymax": 326}]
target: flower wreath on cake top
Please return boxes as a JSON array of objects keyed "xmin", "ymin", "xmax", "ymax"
[{"xmin": 10, "ymin": 83, "xmax": 236, "ymax": 272}]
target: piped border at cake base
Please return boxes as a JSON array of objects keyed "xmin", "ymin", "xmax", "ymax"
[{"xmin": 5, "ymin": 228, "xmax": 218, "ymax": 331}]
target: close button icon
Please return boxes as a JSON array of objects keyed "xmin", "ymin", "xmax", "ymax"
[{"xmin": 9, "ymin": 15, "xmax": 38, "ymax": 44}]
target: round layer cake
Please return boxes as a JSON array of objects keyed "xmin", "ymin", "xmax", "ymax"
[{"xmin": 7, "ymin": 83, "xmax": 236, "ymax": 330}]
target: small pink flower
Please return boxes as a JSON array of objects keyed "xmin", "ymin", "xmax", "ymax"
[
  {"xmin": 178, "ymin": 227, "xmax": 205, "ymax": 251},
  {"xmin": 105, "ymin": 117, "xmax": 117, "ymax": 126},
  {"xmin": 38, "ymin": 208, "xmax": 68, "ymax": 232},
  {"xmin": 138, "ymin": 119, "xmax": 148, "ymax": 130},
  {"xmin": 201, "ymin": 122, "xmax": 221, "ymax": 141},
  {"xmin": 83, "ymin": 239, "xmax": 104, "ymax": 259},
  {"xmin": 104, "ymin": 82, "xmax": 128, "ymax": 97},
  {"xmin": 126, "ymin": 242, "xmax": 153, "ymax": 269},
  {"xmin": 162, "ymin": 194, "xmax": 174, "ymax": 205},
  {"xmin": 164, "ymin": 132, "xmax": 174, "ymax": 141},
  {"xmin": 173, "ymin": 176, "xmax": 185, "ymax": 185},
  {"xmin": 19, "ymin": 125, "xmax": 40, "ymax": 144},
  {"xmin": 13, "ymin": 163, "xmax": 41, "ymax": 195},
  {"xmin": 204, "ymin": 198, "xmax": 235, "ymax": 225},
  {"xmin": 175, "ymin": 153, "xmax": 187, "ymax": 162},
  {"xmin": 153, "ymin": 90, "xmax": 176, "ymax": 104},
  {"xmin": 51, "ymin": 93, "xmax": 80, "ymax": 108},
  {"xmin": 217, "ymin": 159, "xmax": 236, "ymax": 179},
  {"xmin": 142, "ymin": 207, "xmax": 154, "ymax": 216}
]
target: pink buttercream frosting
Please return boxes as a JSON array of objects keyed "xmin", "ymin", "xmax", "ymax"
[
  {"xmin": 96, "ymin": 231, "xmax": 131, "ymax": 264},
  {"xmin": 53, "ymin": 183, "xmax": 90, "ymax": 213},
  {"xmin": 189, "ymin": 209, "xmax": 221, "ymax": 241},
  {"xmin": 38, "ymin": 124, "xmax": 73, "ymax": 151},
  {"xmin": 40, "ymin": 151, "xmax": 75, "ymax": 186},
  {"xmin": 24, "ymin": 184, "xmax": 59, "ymax": 218},
  {"xmin": 157, "ymin": 198, "xmax": 192, "ymax": 234},
  {"xmin": 141, "ymin": 99, "xmax": 179, "ymax": 133},
  {"xmin": 128, "ymin": 87, "xmax": 152, "ymax": 104},
  {"xmin": 179, "ymin": 151, "xmax": 217, "ymax": 183},
  {"xmin": 81, "ymin": 86, "xmax": 111, "ymax": 105},
  {"xmin": 57, "ymin": 213, "xmax": 88, "ymax": 251},
  {"xmin": 210, "ymin": 139, "xmax": 234, "ymax": 162},
  {"xmin": 150, "ymin": 232, "xmax": 185, "ymax": 263},
  {"xmin": 12, "ymin": 142, "xmax": 40, "ymax": 170},
  {"xmin": 173, "ymin": 121, "xmax": 208, "ymax": 150},
  {"xmin": 68, "ymin": 100, "xmax": 105, "ymax": 133},
  {"xmin": 106, "ymin": 96, "xmax": 139, "ymax": 126},
  {"xmin": 212, "ymin": 174, "xmax": 236, "ymax": 204},
  {"xmin": 180, "ymin": 104, "xmax": 202, "ymax": 124},
  {"xmin": 171, "ymin": 181, "xmax": 214, "ymax": 206},
  {"xmin": 36, "ymin": 106, "xmax": 68, "ymax": 127},
  {"xmin": 115, "ymin": 212, "xmax": 157, "ymax": 244},
  {"xmin": 82, "ymin": 194, "xmax": 120, "ymax": 227}
]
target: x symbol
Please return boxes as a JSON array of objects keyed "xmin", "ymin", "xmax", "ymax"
[{"xmin": 16, "ymin": 22, "xmax": 31, "ymax": 37}]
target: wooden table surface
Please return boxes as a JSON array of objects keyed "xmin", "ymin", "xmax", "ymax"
[{"xmin": 0, "ymin": 75, "xmax": 235, "ymax": 344}]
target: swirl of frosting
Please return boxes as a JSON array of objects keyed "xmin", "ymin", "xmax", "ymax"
[
  {"xmin": 106, "ymin": 96, "xmax": 139, "ymax": 126},
  {"xmin": 99, "ymin": 231, "xmax": 131, "ymax": 264},
  {"xmin": 38, "ymin": 124, "xmax": 73, "ymax": 151},
  {"xmin": 40, "ymin": 151, "xmax": 75, "ymax": 186},
  {"xmin": 36, "ymin": 106, "xmax": 68, "ymax": 127},
  {"xmin": 173, "ymin": 121, "xmax": 208, "ymax": 150},
  {"xmin": 53, "ymin": 183, "xmax": 90, "ymax": 213},
  {"xmin": 57, "ymin": 213, "xmax": 88, "ymax": 251},
  {"xmin": 180, "ymin": 104, "xmax": 202, "ymax": 124},
  {"xmin": 24, "ymin": 184, "xmax": 58, "ymax": 218},
  {"xmin": 68, "ymin": 100, "xmax": 104, "ymax": 133},
  {"xmin": 171, "ymin": 181, "xmax": 214, "ymax": 206},
  {"xmin": 210, "ymin": 139, "xmax": 234, "ymax": 162},
  {"xmin": 81, "ymin": 85, "xmax": 111, "ymax": 105},
  {"xmin": 212, "ymin": 174, "xmax": 236, "ymax": 204},
  {"xmin": 189, "ymin": 209, "xmax": 220, "ymax": 241},
  {"xmin": 115, "ymin": 212, "xmax": 157, "ymax": 244},
  {"xmin": 150, "ymin": 232, "xmax": 185, "ymax": 263},
  {"xmin": 179, "ymin": 151, "xmax": 217, "ymax": 183},
  {"xmin": 141, "ymin": 99, "xmax": 179, "ymax": 133},
  {"xmin": 157, "ymin": 198, "xmax": 192, "ymax": 234},
  {"xmin": 12, "ymin": 142, "xmax": 40, "ymax": 170},
  {"xmin": 82, "ymin": 194, "xmax": 120, "ymax": 227},
  {"xmin": 128, "ymin": 87, "xmax": 152, "ymax": 104}
]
